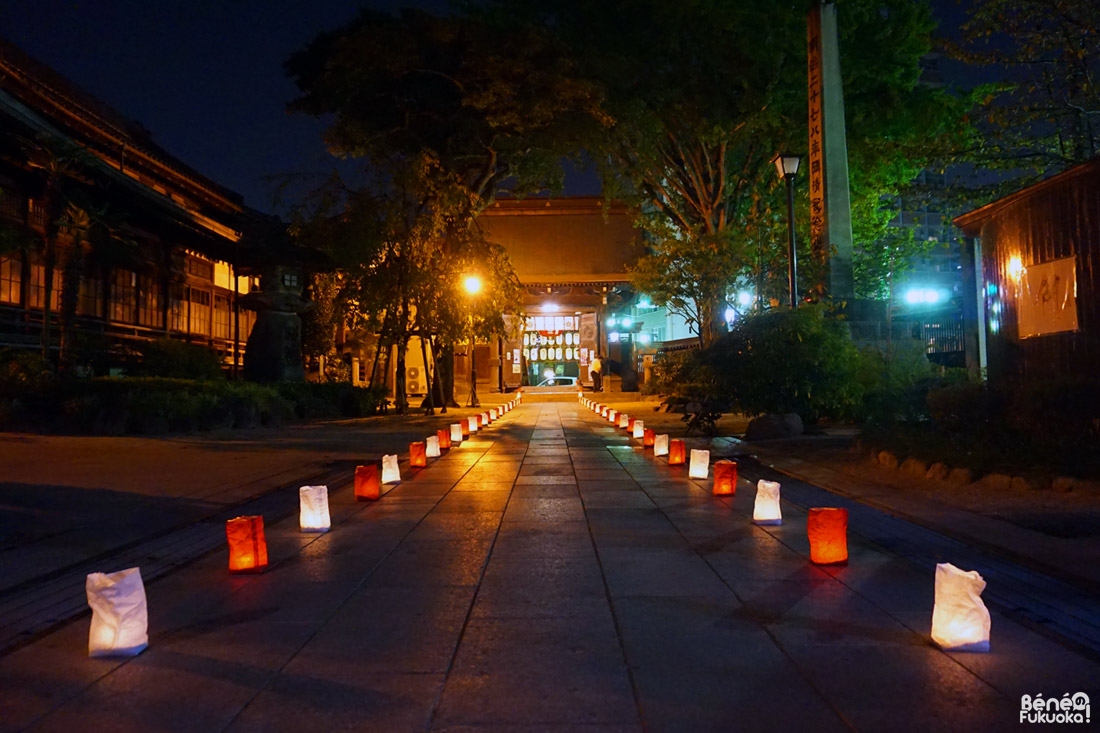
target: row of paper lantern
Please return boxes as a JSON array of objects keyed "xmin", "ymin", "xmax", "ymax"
[
  {"xmin": 578, "ymin": 395, "xmax": 991, "ymax": 652},
  {"xmin": 84, "ymin": 396, "xmax": 523, "ymax": 658}
]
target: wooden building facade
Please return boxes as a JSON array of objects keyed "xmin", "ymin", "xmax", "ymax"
[
  {"xmin": 954, "ymin": 157, "xmax": 1100, "ymax": 386},
  {"xmin": 0, "ymin": 38, "xmax": 271, "ymax": 373}
]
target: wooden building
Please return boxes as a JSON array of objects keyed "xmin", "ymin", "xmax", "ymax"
[
  {"xmin": 0, "ymin": 38, "xmax": 274, "ymax": 373},
  {"xmin": 954, "ymin": 157, "xmax": 1100, "ymax": 385}
]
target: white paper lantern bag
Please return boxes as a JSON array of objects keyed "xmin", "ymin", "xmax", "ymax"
[
  {"xmin": 654, "ymin": 434, "xmax": 669, "ymax": 456},
  {"xmin": 753, "ymin": 480, "xmax": 783, "ymax": 525},
  {"xmin": 86, "ymin": 567, "xmax": 148, "ymax": 657},
  {"xmin": 633, "ymin": 420, "xmax": 645, "ymax": 439},
  {"xmin": 931, "ymin": 563, "xmax": 991, "ymax": 652},
  {"xmin": 490, "ymin": 408, "xmax": 498, "ymax": 420},
  {"xmin": 468, "ymin": 416, "xmax": 479, "ymax": 433},
  {"xmin": 426, "ymin": 435, "xmax": 441, "ymax": 458},
  {"xmin": 382, "ymin": 454, "xmax": 402, "ymax": 483},
  {"xmin": 689, "ymin": 449, "xmax": 710, "ymax": 479},
  {"xmin": 299, "ymin": 485, "xmax": 331, "ymax": 532},
  {"xmin": 450, "ymin": 423, "xmax": 463, "ymax": 443}
]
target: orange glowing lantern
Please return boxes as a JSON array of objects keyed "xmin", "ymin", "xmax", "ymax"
[
  {"xmin": 460, "ymin": 420, "xmax": 470, "ymax": 438},
  {"xmin": 712, "ymin": 460, "xmax": 737, "ymax": 495},
  {"xmin": 354, "ymin": 464, "xmax": 381, "ymax": 501},
  {"xmin": 226, "ymin": 515, "xmax": 268, "ymax": 573},
  {"xmin": 437, "ymin": 429, "xmax": 452, "ymax": 450},
  {"xmin": 643, "ymin": 429, "xmax": 655, "ymax": 447},
  {"xmin": 807, "ymin": 507, "xmax": 848, "ymax": 564},
  {"xmin": 410, "ymin": 441, "xmax": 427, "ymax": 467},
  {"xmin": 668, "ymin": 439, "xmax": 686, "ymax": 464}
]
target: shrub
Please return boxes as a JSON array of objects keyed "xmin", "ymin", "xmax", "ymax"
[
  {"xmin": 709, "ymin": 304, "xmax": 862, "ymax": 422},
  {"xmin": 126, "ymin": 339, "xmax": 225, "ymax": 381}
]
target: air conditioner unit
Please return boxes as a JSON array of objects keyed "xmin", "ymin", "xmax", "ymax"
[{"xmin": 406, "ymin": 366, "xmax": 422, "ymax": 395}]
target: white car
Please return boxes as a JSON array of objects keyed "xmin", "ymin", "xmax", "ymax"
[{"xmin": 535, "ymin": 376, "xmax": 578, "ymax": 387}]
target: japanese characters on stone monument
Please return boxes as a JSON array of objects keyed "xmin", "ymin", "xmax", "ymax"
[{"xmin": 807, "ymin": 1, "xmax": 854, "ymax": 300}]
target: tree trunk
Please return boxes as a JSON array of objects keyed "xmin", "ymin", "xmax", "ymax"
[
  {"xmin": 438, "ymin": 342, "xmax": 459, "ymax": 408},
  {"xmin": 419, "ymin": 335, "xmax": 435, "ymax": 415},
  {"xmin": 57, "ymin": 242, "xmax": 84, "ymax": 373},
  {"xmin": 394, "ymin": 339, "xmax": 408, "ymax": 415}
]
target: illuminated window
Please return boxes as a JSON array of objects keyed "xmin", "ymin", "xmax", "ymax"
[
  {"xmin": 213, "ymin": 294, "xmax": 231, "ymax": 339},
  {"xmin": 78, "ymin": 274, "xmax": 103, "ymax": 317},
  {"xmin": 0, "ymin": 254, "xmax": 20, "ymax": 304},
  {"xmin": 27, "ymin": 253, "xmax": 60, "ymax": 311},
  {"xmin": 186, "ymin": 256, "xmax": 214, "ymax": 281},
  {"xmin": 138, "ymin": 273, "xmax": 163, "ymax": 328},
  {"xmin": 110, "ymin": 270, "xmax": 137, "ymax": 324},
  {"xmin": 170, "ymin": 284, "xmax": 187, "ymax": 332},
  {"xmin": 189, "ymin": 289, "xmax": 211, "ymax": 336}
]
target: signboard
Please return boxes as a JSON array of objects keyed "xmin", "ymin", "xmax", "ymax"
[
  {"xmin": 1017, "ymin": 256, "xmax": 1079, "ymax": 338},
  {"xmin": 807, "ymin": 6, "xmax": 826, "ymax": 259}
]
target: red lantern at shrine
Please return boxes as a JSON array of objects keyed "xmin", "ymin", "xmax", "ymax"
[
  {"xmin": 668, "ymin": 439, "xmax": 686, "ymax": 465},
  {"xmin": 807, "ymin": 507, "xmax": 848, "ymax": 565},
  {"xmin": 226, "ymin": 515, "xmax": 268, "ymax": 573},
  {"xmin": 713, "ymin": 460, "xmax": 737, "ymax": 496},
  {"xmin": 437, "ymin": 428, "xmax": 451, "ymax": 450},
  {"xmin": 354, "ymin": 464, "xmax": 381, "ymax": 501},
  {"xmin": 410, "ymin": 441, "xmax": 427, "ymax": 468}
]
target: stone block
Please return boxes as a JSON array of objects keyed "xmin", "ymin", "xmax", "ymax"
[
  {"xmin": 946, "ymin": 467, "xmax": 972, "ymax": 486},
  {"xmin": 745, "ymin": 413, "xmax": 804, "ymax": 441},
  {"xmin": 925, "ymin": 462, "xmax": 950, "ymax": 481},
  {"xmin": 877, "ymin": 451, "xmax": 898, "ymax": 469},
  {"xmin": 979, "ymin": 473, "xmax": 1012, "ymax": 492},
  {"xmin": 1052, "ymin": 476, "xmax": 1077, "ymax": 493},
  {"xmin": 900, "ymin": 457, "xmax": 927, "ymax": 478}
]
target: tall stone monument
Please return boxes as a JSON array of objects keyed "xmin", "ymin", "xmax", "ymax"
[
  {"xmin": 241, "ymin": 264, "xmax": 310, "ymax": 382},
  {"xmin": 807, "ymin": 1, "xmax": 855, "ymax": 300}
]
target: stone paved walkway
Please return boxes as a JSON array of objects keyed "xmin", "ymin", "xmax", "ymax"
[{"xmin": 1, "ymin": 401, "xmax": 1097, "ymax": 732}]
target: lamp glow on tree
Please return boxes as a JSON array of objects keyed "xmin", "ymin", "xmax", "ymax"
[
  {"xmin": 643, "ymin": 428, "xmax": 655, "ymax": 448},
  {"xmin": 689, "ymin": 449, "xmax": 710, "ymax": 478},
  {"xmin": 713, "ymin": 460, "xmax": 737, "ymax": 495},
  {"xmin": 668, "ymin": 439, "xmax": 686, "ymax": 465},
  {"xmin": 931, "ymin": 563, "xmax": 991, "ymax": 652},
  {"xmin": 633, "ymin": 420, "xmax": 645, "ymax": 439},
  {"xmin": 226, "ymin": 515, "xmax": 268, "ymax": 571},
  {"xmin": 807, "ymin": 507, "xmax": 848, "ymax": 564},
  {"xmin": 753, "ymin": 480, "xmax": 783, "ymax": 525},
  {"xmin": 410, "ymin": 441, "xmax": 427, "ymax": 467},
  {"xmin": 426, "ymin": 435, "xmax": 441, "ymax": 458},
  {"xmin": 86, "ymin": 567, "xmax": 148, "ymax": 657},
  {"xmin": 438, "ymin": 428, "xmax": 452, "ymax": 450},
  {"xmin": 654, "ymin": 434, "xmax": 669, "ymax": 456},
  {"xmin": 382, "ymin": 454, "xmax": 401, "ymax": 483},
  {"xmin": 354, "ymin": 464, "xmax": 381, "ymax": 501},
  {"xmin": 299, "ymin": 485, "xmax": 331, "ymax": 532}
]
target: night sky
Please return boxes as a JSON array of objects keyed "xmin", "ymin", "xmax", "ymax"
[{"xmin": 1, "ymin": 0, "xmax": 971, "ymax": 215}]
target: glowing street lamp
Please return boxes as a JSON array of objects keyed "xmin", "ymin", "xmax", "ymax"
[
  {"xmin": 464, "ymin": 274, "xmax": 482, "ymax": 408},
  {"xmin": 773, "ymin": 153, "xmax": 801, "ymax": 308}
]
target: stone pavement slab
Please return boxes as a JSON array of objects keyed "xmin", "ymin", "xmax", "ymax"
[{"xmin": 0, "ymin": 399, "xmax": 1097, "ymax": 732}]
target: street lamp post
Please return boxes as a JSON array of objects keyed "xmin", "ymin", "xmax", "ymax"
[
  {"xmin": 463, "ymin": 275, "xmax": 482, "ymax": 408},
  {"xmin": 773, "ymin": 153, "xmax": 801, "ymax": 308}
]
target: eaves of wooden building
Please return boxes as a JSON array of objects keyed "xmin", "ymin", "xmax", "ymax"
[{"xmin": 0, "ymin": 37, "xmax": 280, "ymax": 373}]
